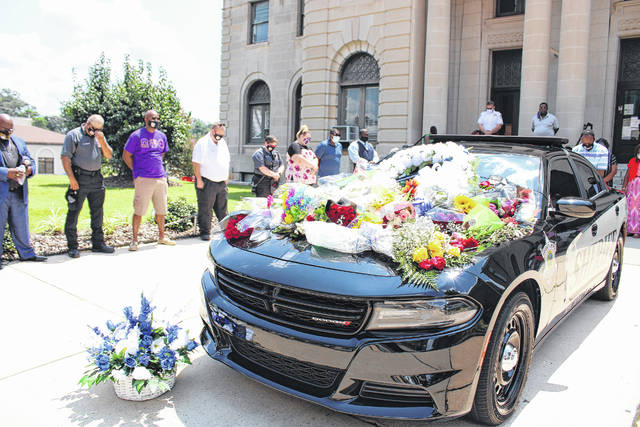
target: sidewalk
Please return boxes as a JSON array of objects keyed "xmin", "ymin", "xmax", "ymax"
[{"xmin": 0, "ymin": 237, "xmax": 639, "ymax": 426}]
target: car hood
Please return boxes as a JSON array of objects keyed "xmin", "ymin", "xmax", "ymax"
[{"xmin": 209, "ymin": 233, "xmax": 489, "ymax": 298}]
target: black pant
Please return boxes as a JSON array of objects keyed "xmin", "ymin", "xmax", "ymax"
[
  {"xmin": 252, "ymin": 175, "xmax": 275, "ymax": 198},
  {"xmin": 196, "ymin": 179, "xmax": 228, "ymax": 235},
  {"xmin": 64, "ymin": 172, "xmax": 105, "ymax": 250}
]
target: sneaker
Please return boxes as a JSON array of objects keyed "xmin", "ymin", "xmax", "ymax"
[
  {"xmin": 158, "ymin": 238, "xmax": 177, "ymax": 246},
  {"xmin": 128, "ymin": 241, "xmax": 139, "ymax": 251}
]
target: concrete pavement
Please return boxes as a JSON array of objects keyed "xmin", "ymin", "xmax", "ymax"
[{"xmin": 0, "ymin": 236, "xmax": 639, "ymax": 426}]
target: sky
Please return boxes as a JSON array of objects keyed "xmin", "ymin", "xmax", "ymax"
[{"xmin": 0, "ymin": 0, "xmax": 223, "ymax": 121}]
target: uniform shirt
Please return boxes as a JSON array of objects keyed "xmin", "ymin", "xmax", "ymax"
[
  {"xmin": 348, "ymin": 139, "xmax": 379, "ymax": 164},
  {"xmin": 252, "ymin": 146, "xmax": 281, "ymax": 177},
  {"xmin": 192, "ymin": 133, "xmax": 230, "ymax": 182},
  {"xmin": 61, "ymin": 126, "xmax": 103, "ymax": 171},
  {"xmin": 124, "ymin": 128, "xmax": 169, "ymax": 179},
  {"xmin": 315, "ymin": 138, "xmax": 342, "ymax": 177},
  {"xmin": 1, "ymin": 137, "xmax": 21, "ymax": 190},
  {"xmin": 572, "ymin": 142, "xmax": 609, "ymax": 171},
  {"xmin": 477, "ymin": 109, "xmax": 503, "ymax": 132},
  {"xmin": 532, "ymin": 113, "xmax": 559, "ymax": 136}
]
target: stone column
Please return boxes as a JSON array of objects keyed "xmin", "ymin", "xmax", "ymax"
[
  {"xmin": 423, "ymin": 0, "xmax": 451, "ymax": 134},
  {"xmin": 518, "ymin": 0, "xmax": 553, "ymax": 135},
  {"xmin": 556, "ymin": 0, "xmax": 592, "ymax": 142}
]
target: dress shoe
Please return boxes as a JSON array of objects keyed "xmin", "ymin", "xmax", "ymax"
[
  {"xmin": 0, "ymin": 260, "xmax": 4, "ymax": 269},
  {"xmin": 92, "ymin": 244, "xmax": 115, "ymax": 254},
  {"xmin": 68, "ymin": 249, "xmax": 80, "ymax": 258},
  {"xmin": 22, "ymin": 255, "xmax": 47, "ymax": 262},
  {"xmin": 200, "ymin": 234, "xmax": 210, "ymax": 241}
]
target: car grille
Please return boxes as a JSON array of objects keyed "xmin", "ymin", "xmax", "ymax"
[
  {"xmin": 215, "ymin": 265, "xmax": 369, "ymax": 335},
  {"xmin": 230, "ymin": 336, "xmax": 342, "ymax": 389},
  {"xmin": 358, "ymin": 381, "xmax": 434, "ymax": 407}
]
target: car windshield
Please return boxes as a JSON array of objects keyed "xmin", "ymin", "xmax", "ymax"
[{"xmin": 473, "ymin": 152, "xmax": 543, "ymax": 221}]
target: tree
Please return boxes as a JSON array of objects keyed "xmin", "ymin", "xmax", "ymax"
[
  {"xmin": 32, "ymin": 115, "xmax": 67, "ymax": 133},
  {"xmin": 61, "ymin": 54, "xmax": 192, "ymax": 177},
  {"xmin": 190, "ymin": 118, "xmax": 212, "ymax": 139},
  {"xmin": 0, "ymin": 88, "xmax": 38, "ymax": 118}
]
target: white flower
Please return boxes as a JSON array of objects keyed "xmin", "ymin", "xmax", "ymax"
[
  {"xmin": 151, "ymin": 338, "xmax": 164, "ymax": 353},
  {"xmin": 170, "ymin": 329, "xmax": 190, "ymax": 351},
  {"xmin": 131, "ymin": 366, "xmax": 152, "ymax": 380},
  {"xmin": 115, "ymin": 340, "xmax": 127, "ymax": 355}
]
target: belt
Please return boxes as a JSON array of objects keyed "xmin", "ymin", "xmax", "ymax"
[
  {"xmin": 8, "ymin": 185, "xmax": 22, "ymax": 192},
  {"xmin": 73, "ymin": 167, "xmax": 101, "ymax": 177}
]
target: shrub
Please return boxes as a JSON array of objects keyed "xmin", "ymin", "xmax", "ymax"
[
  {"xmin": 103, "ymin": 213, "xmax": 130, "ymax": 236},
  {"xmin": 35, "ymin": 207, "xmax": 66, "ymax": 235},
  {"xmin": 164, "ymin": 197, "xmax": 196, "ymax": 232},
  {"xmin": 2, "ymin": 224, "xmax": 17, "ymax": 257}
]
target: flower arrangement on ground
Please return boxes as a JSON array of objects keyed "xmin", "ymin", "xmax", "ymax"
[{"xmin": 79, "ymin": 294, "xmax": 198, "ymax": 398}]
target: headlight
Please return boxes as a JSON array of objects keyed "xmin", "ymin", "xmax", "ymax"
[
  {"xmin": 206, "ymin": 250, "xmax": 216, "ymax": 278},
  {"xmin": 367, "ymin": 298, "xmax": 479, "ymax": 330}
]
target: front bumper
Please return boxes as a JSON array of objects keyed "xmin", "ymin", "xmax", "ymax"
[{"xmin": 199, "ymin": 270, "xmax": 485, "ymax": 421}]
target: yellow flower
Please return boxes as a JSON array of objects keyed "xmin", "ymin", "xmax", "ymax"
[
  {"xmin": 428, "ymin": 240, "xmax": 444, "ymax": 258},
  {"xmin": 433, "ymin": 231, "xmax": 446, "ymax": 242},
  {"xmin": 412, "ymin": 247, "xmax": 430, "ymax": 263},
  {"xmin": 284, "ymin": 214, "xmax": 294, "ymax": 224},
  {"xmin": 447, "ymin": 246, "xmax": 461, "ymax": 257},
  {"xmin": 454, "ymin": 195, "xmax": 477, "ymax": 214}
]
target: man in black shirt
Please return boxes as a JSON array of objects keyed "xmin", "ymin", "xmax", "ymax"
[
  {"xmin": 0, "ymin": 114, "xmax": 47, "ymax": 269},
  {"xmin": 251, "ymin": 135, "xmax": 283, "ymax": 197}
]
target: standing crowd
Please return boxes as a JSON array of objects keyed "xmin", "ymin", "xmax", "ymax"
[{"xmin": 1, "ymin": 99, "xmax": 640, "ymax": 267}]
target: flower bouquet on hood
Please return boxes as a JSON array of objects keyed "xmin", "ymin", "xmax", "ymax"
[{"xmin": 79, "ymin": 294, "xmax": 198, "ymax": 401}]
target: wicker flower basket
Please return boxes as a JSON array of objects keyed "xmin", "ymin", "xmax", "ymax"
[{"xmin": 112, "ymin": 370, "xmax": 176, "ymax": 401}]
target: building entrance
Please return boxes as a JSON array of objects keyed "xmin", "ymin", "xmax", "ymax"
[
  {"xmin": 614, "ymin": 38, "xmax": 640, "ymax": 163},
  {"xmin": 491, "ymin": 49, "xmax": 522, "ymax": 135}
]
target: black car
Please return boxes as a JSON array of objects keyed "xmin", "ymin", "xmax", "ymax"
[{"xmin": 199, "ymin": 135, "xmax": 626, "ymax": 425}]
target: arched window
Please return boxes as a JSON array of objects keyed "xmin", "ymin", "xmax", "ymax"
[
  {"xmin": 339, "ymin": 52, "xmax": 380, "ymax": 141},
  {"xmin": 247, "ymin": 80, "xmax": 270, "ymax": 144},
  {"xmin": 293, "ymin": 80, "xmax": 302, "ymax": 140}
]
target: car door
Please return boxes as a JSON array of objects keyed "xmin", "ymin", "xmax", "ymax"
[{"xmin": 564, "ymin": 155, "xmax": 618, "ymax": 301}]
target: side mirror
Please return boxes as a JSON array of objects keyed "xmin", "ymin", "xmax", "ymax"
[{"xmin": 556, "ymin": 197, "xmax": 596, "ymax": 219}]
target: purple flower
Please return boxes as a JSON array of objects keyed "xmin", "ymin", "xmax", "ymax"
[{"xmin": 124, "ymin": 356, "xmax": 136, "ymax": 368}]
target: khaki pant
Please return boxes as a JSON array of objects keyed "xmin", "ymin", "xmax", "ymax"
[{"xmin": 133, "ymin": 177, "xmax": 168, "ymax": 216}]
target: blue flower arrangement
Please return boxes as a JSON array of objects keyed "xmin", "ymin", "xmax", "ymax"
[{"xmin": 79, "ymin": 294, "xmax": 198, "ymax": 394}]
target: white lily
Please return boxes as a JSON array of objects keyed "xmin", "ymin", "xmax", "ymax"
[{"xmin": 131, "ymin": 366, "xmax": 152, "ymax": 380}]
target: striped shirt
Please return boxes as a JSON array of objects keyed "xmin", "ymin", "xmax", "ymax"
[{"xmin": 572, "ymin": 142, "xmax": 609, "ymax": 171}]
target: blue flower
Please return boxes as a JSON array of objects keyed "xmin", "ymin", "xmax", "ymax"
[
  {"xmin": 157, "ymin": 346, "xmax": 175, "ymax": 360},
  {"xmin": 140, "ymin": 294, "xmax": 154, "ymax": 317},
  {"xmin": 166, "ymin": 325, "xmax": 179, "ymax": 343},
  {"xmin": 106, "ymin": 320, "xmax": 117, "ymax": 331},
  {"xmin": 138, "ymin": 321, "xmax": 152, "ymax": 335},
  {"xmin": 103, "ymin": 341, "xmax": 114, "ymax": 353},
  {"xmin": 123, "ymin": 306, "xmax": 136, "ymax": 327},
  {"xmin": 124, "ymin": 356, "xmax": 137, "ymax": 368},
  {"xmin": 160, "ymin": 357, "xmax": 175, "ymax": 370},
  {"xmin": 186, "ymin": 340, "xmax": 198, "ymax": 351},
  {"xmin": 138, "ymin": 353, "xmax": 151, "ymax": 367},
  {"xmin": 141, "ymin": 335, "xmax": 153, "ymax": 349},
  {"xmin": 95, "ymin": 354, "xmax": 110, "ymax": 371},
  {"xmin": 91, "ymin": 326, "xmax": 108, "ymax": 340}
]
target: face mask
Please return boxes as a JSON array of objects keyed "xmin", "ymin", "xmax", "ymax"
[
  {"xmin": 332, "ymin": 135, "xmax": 340, "ymax": 144},
  {"xmin": 637, "ymin": 154, "xmax": 640, "ymax": 160},
  {"xmin": 360, "ymin": 136, "xmax": 368, "ymax": 142},
  {"xmin": 303, "ymin": 137, "xmax": 311, "ymax": 144},
  {"xmin": 0, "ymin": 133, "xmax": 9, "ymax": 141},
  {"xmin": 213, "ymin": 134, "xmax": 224, "ymax": 141},
  {"xmin": 266, "ymin": 145, "xmax": 276, "ymax": 152},
  {"xmin": 148, "ymin": 121, "xmax": 159, "ymax": 129}
]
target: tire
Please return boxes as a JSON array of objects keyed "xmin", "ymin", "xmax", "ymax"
[
  {"xmin": 470, "ymin": 292, "xmax": 535, "ymax": 425},
  {"xmin": 593, "ymin": 235, "xmax": 624, "ymax": 301}
]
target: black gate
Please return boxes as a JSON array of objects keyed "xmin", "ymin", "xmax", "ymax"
[
  {"xmin": 491, "ymin": 49, "xmax": 522, "ymax": 135},
  {"xmin": 613, "ymin": 38, "xmax": 640, "ymax": 163}
]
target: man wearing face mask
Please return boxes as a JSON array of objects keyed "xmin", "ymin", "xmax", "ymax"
[
  {"xmin": 315, "ymin": 128, "xmax": 343, "ymax": 177},
  {"xmin": 123, "ymin": 110, "xmax": 176, "ymax": 250},
  {"xmin": 348, "ymin": 128, "xmax": 378, "ymax": 172},
  {"xmin": 572, "ymin": 129, "xmax": 609, "ymax": 177},
  {"xmin": 61, "ymin": 114, "xmax": 114, "ymax": 258},
  {"xmin": 251, "ymin": 135, "xmax": 283, "ymax": 198},
  {"xmin": 0, "ymin": 114, "xmax": 46, "ymax": 268},
  {"xmin": 192, "ymin": 122, "xmax": 230, "ymax": 241},
  {"xmin": 477, "ymin": 100, "xmax": 503, "ymax": 135}
]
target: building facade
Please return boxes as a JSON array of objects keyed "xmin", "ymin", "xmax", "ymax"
[
  {"xmin": 13, "ymin": 118, "xmax": 65, "ymax": 174},
  {"xmin": 220, "ymin": 0, "xmax": 640, "ymax": 180}
]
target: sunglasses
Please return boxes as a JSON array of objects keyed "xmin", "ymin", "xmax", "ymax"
[
  {"xmin": 88, "ymin": 126, "xmax": 103, "ymax": 133},
  {"xmin": 0, "ymin": 128, "xmax": 14, "ymax": 135}
]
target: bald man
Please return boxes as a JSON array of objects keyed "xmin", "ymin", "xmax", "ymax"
[
  {"xmin": 123, "ymin": 110, "xmax": 176, "ymax": 250},
  {"xmin": 0, "ymin": 114, "xmax": 46, "ymax": 268}
]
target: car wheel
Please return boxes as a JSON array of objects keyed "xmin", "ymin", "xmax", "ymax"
[
  {"xmin": 470, "ymin": 292, "xmax": 534, "ymax": 425},
  {"xmin": 594, "ymin": 235, "xmax": 624, "ymax": 301}
]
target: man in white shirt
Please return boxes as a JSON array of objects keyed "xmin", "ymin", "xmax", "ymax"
[
  {"xmin": 477, "ymin": 100, "xmax": 503, "ymax": 135},
  {"xmin": 572, "ymin": 129, "xmax": 608, "ymax": 177},
  {"xmin": 192, "ymin": 122, "xmax": 230, "ymax": 240},
  {"xmin": 348, "ymin": 128, "xmax": 379, "ymax": 171},
  {"xmin": 531, "ymin": 102, "xmax": 559, "ymax": 136}
]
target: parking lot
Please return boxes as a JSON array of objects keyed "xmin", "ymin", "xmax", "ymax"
[{"xmin": 0, "ymin": 237, "xmax": 638, "ymax": 426}]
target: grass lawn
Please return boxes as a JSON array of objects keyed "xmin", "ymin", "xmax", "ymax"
[{"xmin": 27, "ymin": 175, "xmax": 253, "ymax": 232}]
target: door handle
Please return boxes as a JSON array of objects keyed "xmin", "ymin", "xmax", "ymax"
[
  {"xmin": 591, "ymin": 224, "xmax": 598, "ymax": 237},
  {"xmin": 615, "ymin": 206, "xmax": 620, "ymax": 216}
]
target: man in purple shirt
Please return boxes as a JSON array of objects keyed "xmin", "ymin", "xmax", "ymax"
[{"xmin": 123, "ymin": 110, "xmax": 176, "ymax": 250}]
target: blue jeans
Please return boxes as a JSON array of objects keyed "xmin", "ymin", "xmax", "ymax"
[{"xmin": 0, "ymin": 190, "xmax": 36, "ymax": 259}]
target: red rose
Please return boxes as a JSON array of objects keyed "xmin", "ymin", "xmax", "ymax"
[
  {"xmin": 462, "ymin": 238, "xmax": 478, "ymax": 249},
  {"xmin": 224, "ymin": 214, "xmax": 252, "ymax": 240},
  {"xmin": 431, "ymin": 257, "xmax": 446, "ymax": 270},
  {"xmin": 306, "ymin": 215, "xmax": 315, "ymax": 221},
  {"xmin": 418, "ymin": 259, "xmax": 433, "ymax": 270}
]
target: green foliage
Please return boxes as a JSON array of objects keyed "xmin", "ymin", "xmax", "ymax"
[
  {"xmin": 164, "ymin": 197, "xmax": 197, "ymax": 232},
  {"xmin": 34, "ymin": 207, "xmax": 66, "ymax": 235},
  {"xmin": 0, "ymin": 88, "xmax": 38, "ymax": 117},
  {"xmin": 102, "ymin": 213, "xmax": 130, "ymax": 236},
  {"xmin": 32, "ymin": 115, "xmax": 67, "ymax": 133},
  {"xmin": 190, "ymin": 118, "xmax": 212, "ymax": 139},
  {"xmin": 61, "ymin": 53, "xmax": 192, "ymax": 177},
  {"xmin": 2, "ymin": 224, "xmax": 17, "ymax": 256}
]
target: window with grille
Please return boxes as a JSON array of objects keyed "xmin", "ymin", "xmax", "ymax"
[
  {"xmin": 339, "ymin": 53, "xmax": 380, "ymax": 142},
  {"xmin": 496, "ymin": 0, "xmax": 525, "ymax": 17},
  {"xmin": 247, "ymin": 80, "xmax": 270, "ymax": 145},
  {"xmin": 38, "ymin": 157, "xmax": 54, "ymax": 174},
  {"xmin": 297, "ymin": 0, "xmax": 305, "ymax": 37},
  {"xmin": 251, "ymin": 1, "xmax": 269, "ymax": 44}
]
